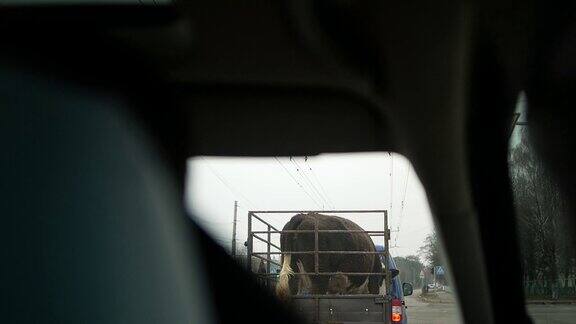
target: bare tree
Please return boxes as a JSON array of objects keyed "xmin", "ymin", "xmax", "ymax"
[
  {"xmin": 394, "ymin": 255, "xmax": 425, "ymax": 288},
  {"xmin": 509, "ymin": 128, "xmax": 573, "ymax": 295},
  {"xmin": 418, "ymin": 232, "xmax": 441, "ymax": 269}
]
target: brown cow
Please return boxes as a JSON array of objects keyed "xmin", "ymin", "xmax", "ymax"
[
  {"xmin": 276, "ymin": 213, "xmax": 382, "ymax": 299},
  {"xmin": 327, "ymin": 273, "xmax": 370, "ymax": 295}
]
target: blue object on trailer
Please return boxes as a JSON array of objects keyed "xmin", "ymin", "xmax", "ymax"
[{"xmin": 375, "ymin": 245, "xmax": 409, "ymax": 324}]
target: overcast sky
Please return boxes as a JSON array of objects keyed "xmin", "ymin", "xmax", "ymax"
[{"xmin": 185, "ymin": 152, "xmax": 434, "ymax": 258}]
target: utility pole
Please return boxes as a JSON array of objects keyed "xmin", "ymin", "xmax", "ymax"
[
  {"xmin": 231, "ymin": 201, "xmax": 238, "ymax": 258},
  {"xmin": 509, "ymin": 112, "xmax": 528, "ymax": 139}
]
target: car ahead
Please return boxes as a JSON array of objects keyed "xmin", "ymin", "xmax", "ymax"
[{"xmin": 376, "ymin": 245, "xmax": 413, "ymax": 324}]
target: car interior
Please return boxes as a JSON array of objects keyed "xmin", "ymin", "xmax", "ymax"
[{"xmin": 2, "ymin": 1, "xmax": 575, "ymax": 323}]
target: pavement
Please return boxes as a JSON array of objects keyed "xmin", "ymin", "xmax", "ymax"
[
  {"xmin": 405, "ymin": 293, "xmax": 461, "ymax": 324},
  {"xmin": 527, "ymin": 304, "xmax": 576, "ymax": 324},
  {"xmin": 405, "ymin": 292, "xmax": 576, "ymax": 324}
]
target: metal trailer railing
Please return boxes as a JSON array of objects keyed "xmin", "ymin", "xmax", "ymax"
[{"xmin": 246, "ymin": 210, "xmax": 392, "ymax": 323}]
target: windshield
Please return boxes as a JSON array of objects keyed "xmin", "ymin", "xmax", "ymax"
[{"xmin": 186, "ymin": 153, "xmax": 462, "ymax": 323}]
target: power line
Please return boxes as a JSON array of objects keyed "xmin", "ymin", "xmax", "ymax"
[
  {"xmin": 199, "ymin": 157, "xmax": 258, "ymax": 210},
  {"xmin": 394, "ymin": 164, "xmax": 411, "ymax": 247},
  {"xmin": 297, "ymin": 156, "xmax": 334, "ymax": 209},
  {"xmin": 290, "ymin": 157, "xmax": 329, "ymax": 209},
  {"xmin": 304, "ymin": 157, "xmax": 336, "ymax": 209},
  {"xmin": 236, "ymin": 203, "xmax": 256, "ymax": 217},
  {"xmin": 274, "ymin": 157, "xmax": 323, "ymax": 209},
  {"xmin": 277, "ymin": 156, "xmax": 323, "ymax": 208}
]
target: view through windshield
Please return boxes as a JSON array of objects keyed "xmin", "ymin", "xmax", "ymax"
[{"xmin": 186, "ymin": 153, "xmax": 462, "ymax": 324}]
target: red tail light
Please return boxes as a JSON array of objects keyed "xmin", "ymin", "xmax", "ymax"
[{"xmin": 391, "ymin": 298, "xmax": 403, "ymax": 322}]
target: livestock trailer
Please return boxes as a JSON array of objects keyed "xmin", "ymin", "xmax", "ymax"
[{"xmin": 246, "ymin": 210, "xmax": 395, "ymax": 324}]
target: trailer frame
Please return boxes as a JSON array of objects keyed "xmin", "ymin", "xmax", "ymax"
[{"xmin": 247, "ymin": 210, "xmax": 393, "ymax": 324}]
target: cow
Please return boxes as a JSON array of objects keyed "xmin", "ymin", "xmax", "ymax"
[
  {"xmin": 276, "ymin": 213, "xmax": 383, "ymax": 299},
  {"xmin": 327, "ymin": 272, "xmax": 370, "ymax": 295}
]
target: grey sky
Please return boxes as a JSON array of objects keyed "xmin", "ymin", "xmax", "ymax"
[{"xmin": 185, "ymin": 153, "xmax": 434, "ymax": 258}]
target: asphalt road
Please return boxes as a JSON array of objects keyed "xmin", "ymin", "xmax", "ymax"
[
  {"xmin": 405, "ymin": 294, "xmax": 576, "ymax": 324},
  {"xmin": 405, "ymin": 294, "xmax": 461, "ymax": 324},
  {"xmin": 527, "ymin": 303, "xmax": 576, "ymax": 324}
]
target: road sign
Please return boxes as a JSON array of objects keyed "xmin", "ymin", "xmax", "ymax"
[{"xmin": 435, "ymin": 266, "xmax": 445, "ymax": 275}]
